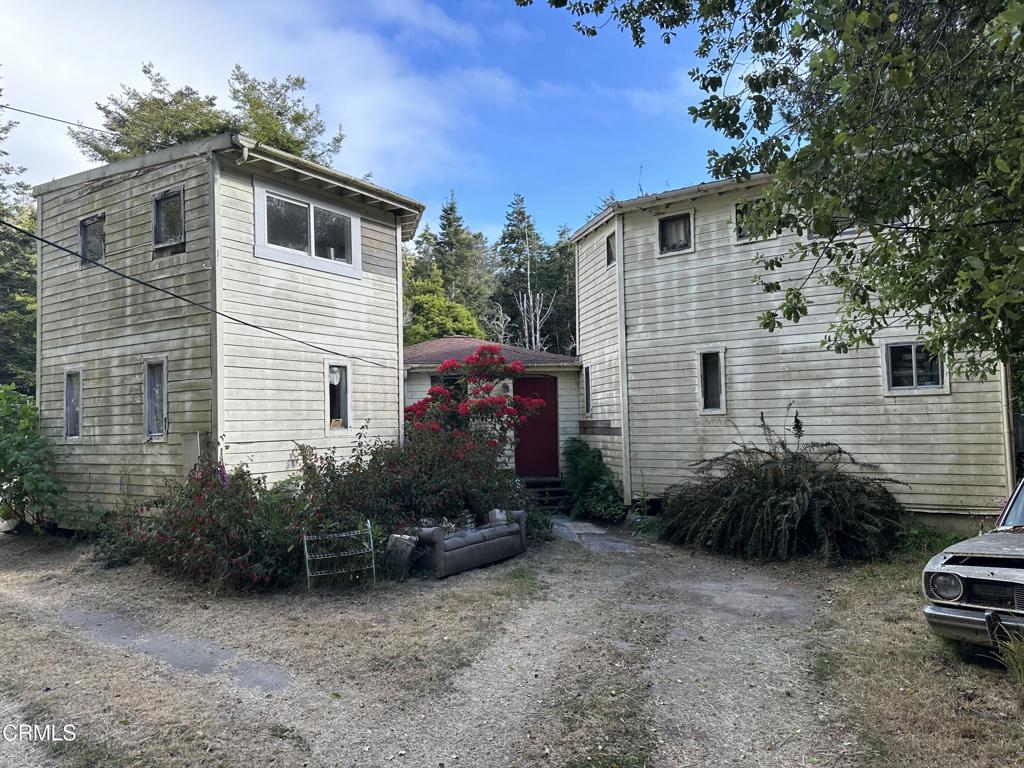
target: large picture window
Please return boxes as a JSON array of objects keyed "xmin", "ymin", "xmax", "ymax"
[{"xmin": 255, "ymin": 180, "xmax": 362, "ymax": 278}]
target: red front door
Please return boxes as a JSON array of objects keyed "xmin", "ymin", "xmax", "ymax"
[{"xmin": 514, "ymin": 376, "xmax": 559, "ymax": 478}]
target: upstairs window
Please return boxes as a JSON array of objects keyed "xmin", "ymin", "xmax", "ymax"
[
  {"xmin": 80, "ymin": 214, "xmax": 105, "ymax": 266},
  {"xmin": 735, "ymin": 201, "xmax": 753, "ymax": 242},
  {"xmin": 327, "ymin": 364, "xmax": 349, "ymax": 430},
  {"xmin": 698, "ymin": 349, "xmax": 726, "ymax": 413},
  {"xmin": 658, "ymin": 212, "xmax": 693, "ymax": 255},
  {"xmin": 886, "ymin": 342, "xmax": 943, "ymax": 392},
  {"xmin": 145, "ymin": 360, "xmax": 167, "ymax": 438},
  {"xmin": 605, "ymin": 232, "xmax": 616, "ymax": 266},
  {"xmin": 154, "ymin": 189, "xmax": 185, "ymax": 255},
  {"xmin": 65, "ymin": 371, "xmax": 81, "ymax": 438},
  {"xmin": 255, "ymin": 180, "xmax": 362, "ymax": 278}
]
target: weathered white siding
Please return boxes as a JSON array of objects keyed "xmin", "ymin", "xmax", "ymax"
[
  {"xmin": 36, "ymin": 156, "xmax": 214, "ymax": 506},
  {"xmin": 216, "ymin": 165, "xmax": 402, "ymax": 483},
  {"xmin": 575, "ymin": 221, "xmax": 624, "ymax": 476},
  {"xmin": 595, "ymin": 191, "xmax": 1011, "ymax": 515}
]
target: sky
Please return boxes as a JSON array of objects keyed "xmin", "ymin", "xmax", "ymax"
[{"xmin": 0, "ymin": 0, "xmax": 727, "ymax": 243}]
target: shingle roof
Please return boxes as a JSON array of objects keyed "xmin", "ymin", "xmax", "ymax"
[{"xmin": 404, "ymin": 336, "xmax": 580, "ymax": 368}]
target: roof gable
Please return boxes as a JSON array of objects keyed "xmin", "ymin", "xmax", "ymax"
[{"xmin": 404, "ymin": 336, "xmax": 579, "ymax": 368}]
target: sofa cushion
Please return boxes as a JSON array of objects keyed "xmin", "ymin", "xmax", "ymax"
[
  {"xmin": 477, "ymin": 522, "xmax": 520, "ymax": 542},
  {"xmin": 443, "ymin": 529, "xmax": 485, "ymax": 552}
]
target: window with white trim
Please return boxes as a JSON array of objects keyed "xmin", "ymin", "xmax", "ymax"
[
  {"xmin": 255, "ymin": 180, "xmax": 362, "ymax": 278},
  {"xmin": 65, "ymin": 371, "xmax": 81, "ymax": 438},
  {"xmin": 885, "ymin": 342, "xmax": 943, "ymax": 392},
  {"xmin": 584, "ymin": 366, "xmax": 592, "ymax": 415},
  {"xmin": 658, "ymin": 212, "xmax": 693, "ymax": 254},
  {"xmin": 698, "ymin": 349, "xmax": 726, "ymax": 413},
  {"xmin": 145, "ymin": 360, "xmax": 167, "ymax": 437},
  {"xmin": 605, "ymin": 232, "xmax": 615, "ymax": 266},
  {"xmin": 154, "ymin": 188, "xmax": 185, "ymax": 254},
  {"xmin": 80, "ymin": 213, "xmax": 105, "ymax": 266},
  {"xmin": 327, "ymin": 364, "xmax": 349, "ymax": 430}
]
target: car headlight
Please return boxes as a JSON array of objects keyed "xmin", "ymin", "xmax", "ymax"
[{"xmin": 930, "ymin": 572, "xmax": 964, "ymax": 601}]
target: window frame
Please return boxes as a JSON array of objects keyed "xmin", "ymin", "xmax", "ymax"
[
  {"xmin": 64, "ymin": 366, "xmax": 83, "ymax": 441},
  {"xmin": 153, "ymin": 187, "xmax": 186, "ymax": 256},
  {"xmin": 324, "ymin": 359, "xmax": 352, "ymax": 434},
  {"xmin": 696, "ymin": 347, "xmax": 727, "ymax": 415},
  {"xmin": 78, "ymin": 213, "xmax": 105, "ymax": 269},
  {"xmin": 733, "ymin": 199, "xmax": 779, "ymax": 244},
  {"xmin": 605, "ymin": 231, "xmax": 616, "ymax": 267},
  {"xmin": 657, "ymin": 209, "xmax": 695, "ymax": 257},
  {"xmin": 254, "ymin": 178, "xmax": 362, "ymax": 279},
  {"xmin": 584, "ymin": 365, "xmax": 592, "ymax": 416},
  {"xmin": 142, "ymin": 357, "xmax": 169, "ymax": 441},
  {"xmin": 881, "ymin": 341, "xmax": 950, "ymax": 396}
]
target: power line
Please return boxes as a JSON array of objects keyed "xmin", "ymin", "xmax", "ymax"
[
  {"xmin": 0, "ymin": 218, "xmax": 389, "ymax": 369},
  {"xmin": 0, "ymin": 104, "xmax": 135, "ymax": 141}
]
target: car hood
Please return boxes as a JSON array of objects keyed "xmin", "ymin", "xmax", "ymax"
[{"xmin": 941, "ymin": 530, "xmax": 1024, "ymax": 557}]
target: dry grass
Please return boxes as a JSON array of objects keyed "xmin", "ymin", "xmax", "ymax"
[{"xmin": 812, "ymin": 554, "xmax": 1024, "ymax": 767}]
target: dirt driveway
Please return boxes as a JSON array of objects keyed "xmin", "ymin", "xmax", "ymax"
[{"xmin": 0, "ymin": 522, "xmax": 852, "ymax": 768}]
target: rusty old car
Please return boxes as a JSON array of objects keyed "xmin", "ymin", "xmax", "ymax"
[{"xmin": 922, "ymin": 484, "xmax": 1024, "ymax": 647}]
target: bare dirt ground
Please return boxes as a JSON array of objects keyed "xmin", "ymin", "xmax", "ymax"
[{"xmin": 0, "ymin": 526, "xmax": 852, "ymax": 768}]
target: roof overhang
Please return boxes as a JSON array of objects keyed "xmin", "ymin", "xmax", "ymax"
[
  {"xmin": 405, "ymin": 362, "xmax": 582, "ymax": 373},
  {"xmin": 571, "ymin": 173, "xmax": 772, "ymax": 243}
]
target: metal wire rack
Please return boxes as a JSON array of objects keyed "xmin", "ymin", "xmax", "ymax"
[{"xmin": 302, "ymin": 521, "xmax": 376, "ymax": 590}]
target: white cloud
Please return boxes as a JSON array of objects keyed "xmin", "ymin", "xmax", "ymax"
[
  {"xmin": 0, "ymin": 0, "xmax": 517, "ymax": 193},
  {"xmin": 619, "ymin": 68, "xmax": 701, "ymax": 117}
]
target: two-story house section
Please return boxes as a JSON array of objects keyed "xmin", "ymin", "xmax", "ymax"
[
  {"xmin": 572, "ymin": 178, "xmax": 1015, "ymax": 525},
  {"xmin": 34, "ymin": 134, "xmax": 423, "ymax": 506}
]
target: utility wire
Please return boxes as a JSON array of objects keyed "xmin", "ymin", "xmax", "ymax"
[
  {"xmin": 0, "ymin": 218, "xmax": 389, "ymax": 368},
  {"xmin": 0, "ymin": 104, "xmax": 139, "ymax": 142}
]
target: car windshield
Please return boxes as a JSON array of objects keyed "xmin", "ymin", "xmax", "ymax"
[{"xmin": 1002, "ymin": 481, "xmax": 1024, "ymax": 526}]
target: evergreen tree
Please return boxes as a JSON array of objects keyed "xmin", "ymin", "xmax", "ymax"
[
  {"xmin": 404, "ymin": 263, "xmax": 483, "ymax": 345},
  {"xmin": 541, "ymin": 226, "xmax": 577, "ymax": 354},
  {"xmin": 431, "ymin": 192, "xmax": 493, "ymax": 319}
]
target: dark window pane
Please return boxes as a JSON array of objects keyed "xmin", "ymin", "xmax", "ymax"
[
  {"xmin": 915, "ymin": 343, "xmax": 942, "ymax": 387},
  {"xmin": 146, "ymin": 362, "xmax": 165, "ymax": 436},
  {"xmin": 266, "ymin": 194, "xmax": 309, "ymax": 252},
  {"xmin": 735, "ymin": 202, "xmax": 750, "ymax": 240},
  {"xmin": 606, "ymin": 233, "xmax": 615, "ymax": 266},
  {"xmin": 155, "ymin": 192, "xmax": 184, "ymax": 245},
  {"xmin": 584, "ymin": 367, "xmax": 592, "ymax": 414},
  {"xmin": 701, "ymin": 352, "xmax": 722, "ymax": 410},
  {"xmin": 888, "ymin": 345, "xmax": 915, "ymax": 388},
  {"xmin": 659, "ymin": 213, "xmax": 691, "ymax": 253},
  {"xmin": 81, "ymin": 215, "xmax": 105, "ymax": 264},
  {"xmin": 65, "ymin": 372, "xmax": 80, "ymax": 437},
  {"xmin": 314, "ymin": 207, "xmax": 352, "ymax": 263},
  {"xmin": 329, "ymin": 365, "xmax": 348, "ymax": 428}
]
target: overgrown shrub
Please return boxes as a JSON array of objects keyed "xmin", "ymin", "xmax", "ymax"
[
  {"xmin": 660, "ymin": 413, "xmax": 904, "ymax": 562},
  {"xmin": 562, "ymin": 437, "xmax": 625, "ymax": 523},
  {"xmin": 0, "ymin": 385, "xmax": 64, "ymax": 527}
]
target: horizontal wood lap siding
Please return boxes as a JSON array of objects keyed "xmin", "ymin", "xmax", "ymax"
[
  {"xmin": 620, "ymin": 195, "xmax": 1009, "ymax": 514},
  {"xmin": 217, "ymin": 166, "xmax": 400, "ymax": 483},
  {"xmin": 576, "ymin": 222, "xmax": 623, "ymax": 476},
  {"xmin": 36, "ymin": 157, "xmax": 214, "ymax": 506}
]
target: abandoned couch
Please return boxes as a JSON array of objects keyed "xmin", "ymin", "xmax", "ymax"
[{"xmin": 415, "ymin": 510, "xmax": 527, "ymax": 579}]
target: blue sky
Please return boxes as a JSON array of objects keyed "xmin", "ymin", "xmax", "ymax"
[{"xmin": 1, "ymin": 0, "xmax": 726, "ymax": 242}]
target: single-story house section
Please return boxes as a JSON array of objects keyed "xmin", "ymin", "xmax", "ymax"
[
  {"xmin": 572, "ymin": 177, "xmax": 1017, "ymax": 526},
  {"xmin": 404, "ymin": 336, "xmax": 581, "ymax": 479}
]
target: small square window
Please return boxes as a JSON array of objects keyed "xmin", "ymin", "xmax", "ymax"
[
  {"xmin": 699, "ymin": 350, "xmax": 725, "ymax": 413},
  {"xmin": 886, "ymin": 343, "xmax": 943, "ymax": 391},
  {"xmin": 659, "ymin": 212, "xmax": 692, "ymax": 254},
  {"xmin": 328, "ymin": 365, "xmax": 349, "ymax": 429},
  {"xmin": 65, "ymin": 371, "xmax": 81, "ymax": 438},
  {"xmin": 80, "ymin": 214, "xmax": 105, "ymax": 266},
  {"xmin": 605, "ymin": 232, "xmax": 616, "ymax": 266},
  {"xmin": 314, "ymin": 207, "xmax": 353, "ymax": 263},
  {"xmin": 154, "ymin": 189, "xmax": 185, "ymax": 254},
  {"xmin": 266, "ymin": 193, "xmax": 310, "ymax": 253},
  {"xmin": 145, "ymin": 361, "xmax": 166, "ymax": 437},
  {"xmin": 584, "ymin": 366, "xmax": 592, "ymax": 415}
]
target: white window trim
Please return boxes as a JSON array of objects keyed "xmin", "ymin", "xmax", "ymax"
[
  {"xmin": 657, "ymin": 209, "xmax": 696, "ymax": 257},
  {"xmin": 143, "ymin": 356, "xmax": 169, "ymax": 442},
  {"xmin": 584, "ymin": 365, "xmax": 593, "ymax": 416},
  {"xmin": 153, "ymin": 186, "xmax": 186, "ymax": 254},
  {"xmin": 605, "ymin": 229, "xmax": 616, "ymax": 269},
  {"xmin": 254, "ymin": 178, "xmax": 363, "ymax": 279},
  {"xmin": 697, "ymin": 346, "xmax": 727, "ymax": 414},
  {"xmin": 63, "ymin": 365, "xmax": 83, "ymax": 442},
  {"xmin": 733, "ymin": 199, "xmax": 779, "ymax": 245},
  {"xmin": 324, "ymin": 358, "xmax": 353, "ymax": 435},
  {"xmin": 880, "ymin": 341, "xmax": 951, "ymax": 396}
]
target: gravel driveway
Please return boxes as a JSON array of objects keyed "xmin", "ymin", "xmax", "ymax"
[{"xmin": 0, "ymin": 523, "xmax": 852, "ymax": 767}]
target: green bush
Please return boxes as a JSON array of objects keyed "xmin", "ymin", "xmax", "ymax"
[
  {"xmin": 562, "ymin": 438, "xmax": 625, "ymax": 523},
  {"xmin": 0, "ymin": 385, "xmax": 64, "ymax": 527},
  {"xmin": 659, "ymin": 414, "xmax": 904, "ymax": 562}
]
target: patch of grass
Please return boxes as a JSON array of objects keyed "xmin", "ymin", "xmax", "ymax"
[
  {"xmin": 501, "ymin": 563, "xmax": 543, "ymax": 598},
  {"xmin": 268, "ymin": 724, "xmax": 309, "ymax": 749},
  {"xmin": 19, "ymin": 699, "xmax": 133, "ymax": 768},
  {"xmin": 996, "ymin": 633, "xmax": 1024, "ymax": 698},
  {"xmin": 812, "ymin": 649, "xmax": 841, "ymax": 682}
]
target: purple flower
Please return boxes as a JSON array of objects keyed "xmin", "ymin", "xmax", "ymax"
[{"xmin": 217, "ymin": 464, "xmax": 230, "ymax": 489}]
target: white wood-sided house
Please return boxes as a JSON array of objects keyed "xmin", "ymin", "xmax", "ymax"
[
  {"xmin": 572, "ymin": 177, "xmax": 1017, "ymax": 524},
  {"xmin": 34, "ymin": 134, "xmax": 423, "ymax": 506}
]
